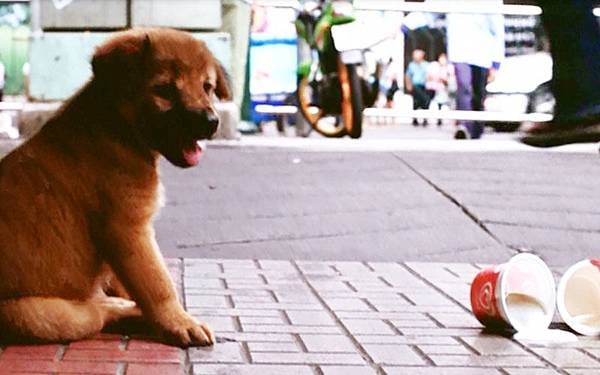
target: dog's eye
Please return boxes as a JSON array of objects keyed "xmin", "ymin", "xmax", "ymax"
[
  {"xmin": 203, "ymin": 82, "xmax": 214, "ymax": 94},
  {"xmin": 152, "ymin": 83, "xmax": 176, "ymax": 99}
]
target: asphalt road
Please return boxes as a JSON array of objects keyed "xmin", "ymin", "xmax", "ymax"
[
  {"xmin": 154, "ymin": 139, "xmax": 600, "ymax": 267},
  {"xmin": 2, "ymin": 124, "xmax": 598, "ymax": 267}
]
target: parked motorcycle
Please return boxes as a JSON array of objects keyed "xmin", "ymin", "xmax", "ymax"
[{"xmin": 294, "ymin": 0, "xmax": 381, "ymax": 138}]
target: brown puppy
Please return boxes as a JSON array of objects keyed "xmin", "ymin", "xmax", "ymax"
[{"xmin": 0, "ymin": 28, "xmax": 230, "ymax": 347}]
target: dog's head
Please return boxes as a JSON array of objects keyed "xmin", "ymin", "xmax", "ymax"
[{"xmin": 92, "ymin": 28, "xmax": 231, "ymax": 168}]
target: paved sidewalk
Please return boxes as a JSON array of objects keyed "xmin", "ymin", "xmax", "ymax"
[
  {"xmin": 1, "ymin": 136, "xmax": 599, "ymax": 374},
  {"xmin": 2, "ymin": 258, "xmax": 599, "ymax": 374}
]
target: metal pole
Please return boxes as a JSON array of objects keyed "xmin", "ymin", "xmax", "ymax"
[{"xmin": 30, "ymin": 0, "xmax": 42, "ymax": 39}]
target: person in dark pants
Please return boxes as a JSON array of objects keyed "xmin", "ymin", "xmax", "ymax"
[
  {"xmin": 521, "ymin": 0, "xmax": 600, "ymax": 147},
  {"xmin": 405, "ymin": 49, "xmax": 431, "ymax": 126},
  {"xmin": 446, "ymin": 2, "xmax": 505, "ymax": 139},
  {"xmin": 454, "ymin": 63, "xmax": 489, "ymax": 137}
]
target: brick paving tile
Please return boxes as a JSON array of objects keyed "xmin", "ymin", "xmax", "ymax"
[
  {"xmin": 502, "ymin": 369, "xmax": 561, "ymax": 375},
  {"xmin": 246, "ymin": 342, "xmax": 300, "ymax": 352},
  {"xmin": 258, "ymin": 260, "xmax": 297, "ymax": 269},
  {"xmin": 285, "ymin": 310, "xmax": 336, "ymax": 326},
  {"xmin": 273, "ymin": 291, "xmax": 319, "ymax": 303},
  {"xmin": 402, "ymin": 292, "xmax": 457, "ymax": 306},
  {"xmin": 331, "ymin": 261, "xmax": 373, "ymax": 273},
  {"xmin": 319, "ymin": 365, "xmax": 378, "ymax": 375},
  {"xmin": 399, "ymin": 328, "xmax": 483, "ymax": 336},
  {"xmin": 69, "ymin": 338, "xmax": 123, "ymax": 351},
  {"xmin": 341, "ymin": 319, "xmax": 396, "ymax": 335},
  {"xmin": 227, "ymin": 282, "xmax": 270, "ymax": 290},
  {"xmin": 362, "ymin": 344, "xmax": 426, "ymax": 366},
  {"xmin": 430, "ymin": 354, "xmax": 545, "ymax": 367},
  {"xmin": 184, "ymin": 278, "xmax": 225, "ymax": 289},
  {"xmin": 460, "ymin": 336, "xmax": 529, "ymax": 355},
  {"xmin": 195, "ymin": 284, "xmax": 269, "ymax": 292},
  {"xmin": 238, "ymin": 316, "xmax": 285, "ymax": 325},
  {"xmin": 378, "ymin": 275, "xmax": 431, "ymax": 289},
  {"xmin": 303, "ymin": 280, "xmax": 349, "ymax": 291},
  {"xmin": 299, "ymin": 334, "xmax": 356, "ymax": 353},
  {"xmin": 565, "ymin": 370, "xmax": 600, "ymax": 375},
  {"xmin": 321, "ymin": 297, "xmax": 373, "ymax": 311},
  {"xmin": 0, "ymin": 359, "xmax": 57, "ymax": 373},
  {"xmin": 531, "ymin": 348, "xmax": 600, "ymax": 368},
  {"xmin": 62, "ymin": 347, "xmax": 182, "ymax": 363},
  {"xmin": 389, "ymin": 319, "xmax": 439, "ymax": 328},
  {"xmin": 55, "ymin": 360, "xmax": 119, "ymax": 374},
  {"xmin": 250, "ymin": 352, "xmax": 365, "ymax": 365},
  {"xmin": 186, "ymin": 295, "xmax": 231, "ymax": 308},
  {"xmin": 418, "ymin": 344, "xmax": 473, "ymax": 355},
  {"xmin": 348, "ymin": 280, "xmax": 394, "ymax": 292},
  {"xmin": 194, "ymin": 316, "xmax": 237, "ymax": 332},
  {"xmin": 570, "ymin": 340, "xmax": 600, "ymax": 349},
  {"xmin": 223, "ymin": 273, "xmax": 265, "ymax": 282},
  {"xmin": 126, "ymin": 339, "xmax": 183, "ymax": 353},
  {"xmin": 383, "ymin": 367, "xmax": 501, "ymax": 375},
  {"xmin": 188, "ymin": 308, "xmax": 281, "ymax": 317},
  {"xmin": 368, "ymin": 304, "xmax": 463, "ymax": 313},
  {"xmin": 126, "ymin": 363, "xmax": 184, "ymax": 375},
  {"xmin": 7, "ymin": 258, "xmax": 600, "ymax": 374},
  {"xmin": 321, "ymin": 291, "xmax": 404, "ymax": 300},
  {"xmin": 194, "ymin": 364, "xmax": 314, "ymax": 374},
  {"xmin": 428, "ymin": 312, "xmax": 482, "ymax": 328},
  {"xmin": 0, "ymin": 344, "xmax": 62, "ymax": 360},
  {"xmin": 211, "ymin": 332, "xmax": 296, "ymax": 342},
  {"xmin": 355, "ymin": 335, "xmax": 458, "ymax": 345},
  {"xmin": 183, "ymin": 263, "xmax": 221, "ymax": 274},
  {"xmin": 189, "ymin": 342, "xmax": 246, "ymax": 364},
  {"xmin": 365, "ymin": 298, "xmax": 412, "ymax": 310},
  {"xmin": 582, "ymin": 347, "xmax": 600, "ymax": 358},
  {"xmin": 186, "ymin": 289, "xmax": 272, "ymax": 297},
  {"xmin": 296, "ymin": 262, "xmax": 338, "ymax": 275},
  {"xmin": 241, "ymin": 324, "xmax": 341, "ymax": 334},
  {"xmin": 335, "ymin": 311, "xmax": 428, "ymax": 320},
  {"xmin": 231, "ymin": 302, "xmax": 323, "ymax": 310},
  {"xmin": 231, "ymin": 295, "xmax": 276, "ymax": 303},
  {"xmin": 405, "ymin": 262, "xmax": 466, "ymax": 283}
]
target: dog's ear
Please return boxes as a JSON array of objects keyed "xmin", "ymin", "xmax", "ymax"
[
  {"xmin": 92, "ymin": 32, "xmax": 151, "ymax": 87},
  {"xmin": 214, "ymin": 63, "xmax": 232, "ymax": 101}
]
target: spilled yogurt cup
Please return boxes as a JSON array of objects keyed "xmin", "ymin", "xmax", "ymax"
[
  {"xmin": 471, "ymin": 253, "xmax": 577, "ymax": 344},
  {"xmin": 557, "ymin": 259, "xmax": 600, "ymax": 336}
]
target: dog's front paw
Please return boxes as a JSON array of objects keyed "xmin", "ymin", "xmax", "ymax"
[{"xmin": 160, "ymin": 312, "xmax": 215, "ymax": 347}]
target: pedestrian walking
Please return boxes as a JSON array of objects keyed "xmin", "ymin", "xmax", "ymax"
[
  {"xmin": 426, "ymin": 52, "xmax": 454, "ymax": 126},
  {"xmin": 446, "ymin": 0, "xmax": 505, "ymax": 139},
  {"xmin": 521, "ymin": 0, "xmax": 600, "ymax": 147},
  {"xmin": 405, "ymin": 49, "xmax": 431, "ymax": 126}
]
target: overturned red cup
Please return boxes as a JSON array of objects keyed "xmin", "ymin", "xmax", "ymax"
[{"xmin": 470, "ymin": 253, "xmax": 555, "ymax": 332}]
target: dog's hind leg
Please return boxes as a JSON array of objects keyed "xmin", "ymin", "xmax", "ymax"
[{"xmin": 0, "ymin": 296, "xmax": 141, "ymax": 343}]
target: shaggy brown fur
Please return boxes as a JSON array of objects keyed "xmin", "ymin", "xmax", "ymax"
[{"xmin": 0, "ymin": 28, "xmax": 230, "ymax": 347}]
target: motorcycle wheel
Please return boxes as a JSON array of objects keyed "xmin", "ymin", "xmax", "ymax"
[
  {"xmin": 297, "ymin": 75, "xmax": 347, "ymax": 138},
  {"xmin": 338, "ymin": 59, "xmax": 363, "ymax": 139}
]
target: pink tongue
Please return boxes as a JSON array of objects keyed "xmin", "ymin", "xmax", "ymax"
[{"xmin": 183, "ymin": 142, "xmax": 202, "ymax": 166}]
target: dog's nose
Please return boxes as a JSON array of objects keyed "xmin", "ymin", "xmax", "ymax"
[
  {"xmin": 190, "ymin": 109, "xmax": 219, "ymax": 137},
  {"xmin": 205, "ymin": 111, "xmax": 219, "ymax": 134}
]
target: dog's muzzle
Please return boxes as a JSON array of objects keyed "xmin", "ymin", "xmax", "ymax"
[{"xmin": 189, "ymin": 109, "xmax": 219, "ymax": 139}]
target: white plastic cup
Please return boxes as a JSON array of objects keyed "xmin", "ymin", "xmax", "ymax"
[
  {"xmin": 557, "ymin": 259, "xmax": 600, "ymax": 336},
  {"xmin": 471, "ymin": 253, "xmax": 556, "ymax": 332}
]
